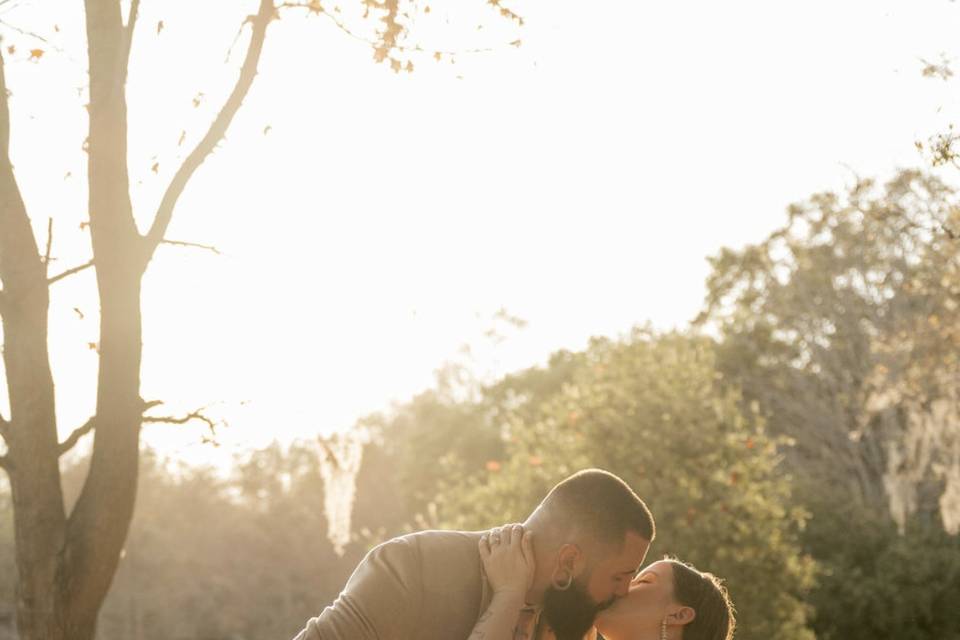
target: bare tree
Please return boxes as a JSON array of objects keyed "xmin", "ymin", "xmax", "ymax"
[{"xmin": 0, "ymin": 1, "xmax": 520, "ymax": 638}]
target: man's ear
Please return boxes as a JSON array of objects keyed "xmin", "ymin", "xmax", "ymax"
[
  {"xmin": 669, "ymin": 606, "xmax": 696, "ymax": 627},
  {"xmin": 556, "ymin": 543, "xmax": 583, "ymax": 575}
]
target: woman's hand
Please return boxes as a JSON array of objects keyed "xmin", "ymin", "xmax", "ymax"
[{"xmin": 479, "ymin": 523, "xmax": 535, "ymax": 600}]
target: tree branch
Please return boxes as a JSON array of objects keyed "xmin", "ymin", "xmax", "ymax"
[
  {"xmin": 121, "ymin": 0, "xmax": 141, "ymax": 81},
  {"xmin": 58, "ymin": 416, "xmax": 96, "ymax": 456},
  {"xmin": 43, "ymin": 217, "xmax": 53, "ymax": 269},
  {"xmin": 1, "ymin": 44, "xmax": 46, "ymax": 300},
  {"xmin": 143, "ymin": 407, "xmax": 218, "ymax": 435},
  {"xmin": 142, "ymin": 0, "xmax": 274, "ymax": 259},
  {"xmin": 56, "ymin": 401, "xmax": 220, "ymax": 457},
  {"xmin": 0, "ymin": 44, "xmax": 10, "ymax": 158},
  {"xmin": 160, "ymin": 238, "xmax": 221, "ymax": 255},
  {"xmin": 47, "ymin": 260, "xmax": 94, "ymax": 285},
  {"xmin": 141, "ymin": 399, "xmax": 163, "ymax": 412},
  {"xmin": 0, "ymin": 18, "xmax": 67, "ymax": 54},
  {"xmin": 0, "ymin": 454, "xmax": 9, "ymax": 472},
  {"xmin": 277, "ymin": 1, "xmax": 377, "ymax": 49},
  {"xmin": 276, "ymin": 1, "xmax": 509, "ymax": 58}
]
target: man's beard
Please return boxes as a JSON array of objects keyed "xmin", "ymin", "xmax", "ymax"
[{"xmin": 541, "ymin": 576, "xmax": 613, "ymax": 640}]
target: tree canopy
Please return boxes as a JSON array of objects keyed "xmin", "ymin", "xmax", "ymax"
[{"xmin": 435, "ymin": 331, "xmax": 817, "ymax": 640}]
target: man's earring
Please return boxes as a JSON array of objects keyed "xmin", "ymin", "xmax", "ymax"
[{"xmin": 551, "ymin": 568, "xmax": 573, "ymax": 591}]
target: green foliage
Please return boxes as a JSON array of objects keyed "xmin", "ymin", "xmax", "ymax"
[
  {"xmin": 698, "ymin": 169, "xmax": 960, "ymax": 639},
  {"xmin": 698, "ymin": 170, "xmax": 960, "ymax": 513},
  {"xmin": 437, "ymin": 330, "xmax": 817, "ymax": 640},
  {"xmin": 804, "ymin": 498, "xmax": 960, "ymax": 640}
]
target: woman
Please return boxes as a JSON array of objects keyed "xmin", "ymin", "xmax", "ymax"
[
  {"xmin": 470, "ymin": 524, "xmax": 736, "ymax": 640},
  {"xmin": 594, "ymin": 558, "xmax": 735, "ymax": 640}
]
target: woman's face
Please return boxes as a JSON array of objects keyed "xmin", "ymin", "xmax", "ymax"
[{"xmin": 594, "ymin": 560, "xmax": 678, "ymax": 639}]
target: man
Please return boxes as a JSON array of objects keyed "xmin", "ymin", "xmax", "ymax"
[{"xmin": 291, "ymin": 468, "xmax": 655, "ymax": 640}]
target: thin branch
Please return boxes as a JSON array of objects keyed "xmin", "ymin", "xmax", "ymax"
[
  {"xmin": 276, "ymin": 1, "xmax": 506, "ymax": 58},
  {"xmin": 121, "ymin": 0, "xmax": 140, "ymax": 80},
  {"xmin": 1, "ymin": 40, "xmax": 12, "ymax": 163},
  {"xmin": 58, "ymin": 416, "xmax": 95, "ymax": 456},
  {"xmin": 487, "ymin": 0, "xmax": 524, "ymax": 26},
  {"xmin": 58, "ymin": 402, "xmax": 218, "ymax": 456},
  {"xmin": 277, "ymin": 1, "xmax": 376, "ymax": 49},
  {"xmin": 0, "ymin": 1, "xmax": 22, "ymax": 16},
  {"xmin": 43, "ymin": 217, "xmax": 53, "ymax": 269},
  {"xmin": 0, "ymin": 412, "xmax": 9, "ymax": 444},
  {"xmin": 125, "ymin": 0, "xmax": 141, "ymax": 35},
  {"xmin": 1, "ymin": 44, "xmax": 45, "ymax": 298},
  {"xmin": 160, "ymin": 238, "xmax": 221, "ymax": 255},
  {"xmin": 141, "ymin": 399, "xmax": 163, "ymax": 412},
  {"xmin": 143, "ymin": 408, "xmax": 217, "ymax": 433},
  {"xmin": 0, "ymin": 454, "xmax": 9, "ymax": 472},
  {"xmin": 47, "ymin": 259, "xmax": 94, "ymax": 285},
  {"xmin": 0, "ymin": 18, "xmax": 64, "ymax": 52},
  {"xmin": 142, "ymin": 0, "xmax": 274, "ymax": 259}
]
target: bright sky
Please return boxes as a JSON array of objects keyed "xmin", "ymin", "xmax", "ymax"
[{"xmin": 1, "ymin": 0, "xmax": 959, "ymax": 466}]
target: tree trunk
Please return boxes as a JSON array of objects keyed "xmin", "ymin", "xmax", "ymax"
[
  {"xmin": 0, "ymin": 46, "xmax": 70, "ymax": 640},
  {"xmin": 0, "ymin": 2, "xmax": 146, "ymax": 636},
  {"xmin": 54, "ymin": 3, "xmax": 147, "ymax": 637},
  {"xmin": 0, "ymin": 1, "xmax": 272, "ymax": 636},
  {"xmin": 60, "ymin": 271, "xmax": 144, "ymax": 639}
]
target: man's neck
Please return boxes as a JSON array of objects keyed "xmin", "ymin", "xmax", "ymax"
[{"xmin": 523, "ymin": 512, "xmax": 559, "ymax": 606}]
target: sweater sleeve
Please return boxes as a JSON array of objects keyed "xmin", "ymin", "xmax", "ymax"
[{"xmin": 291, "ymin": 535, "xmax": 423, "ymax": 640}]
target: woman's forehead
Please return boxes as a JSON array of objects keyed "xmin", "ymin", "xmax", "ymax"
[{"xmin": 641, "ymin": 559, "xmax": 674, "ymax": 578}]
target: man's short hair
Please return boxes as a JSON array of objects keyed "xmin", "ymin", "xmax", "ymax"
[{"xmin": 539, "ymin": 468, "xmax": 655, "ymax": 548}]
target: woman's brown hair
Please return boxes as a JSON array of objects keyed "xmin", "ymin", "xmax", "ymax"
[{"xmin": 668, "ymin": 559, "xmax": 736, "ymax": 640}]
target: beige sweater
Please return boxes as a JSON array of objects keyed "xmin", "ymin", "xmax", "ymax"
[{"xmin": 292, "ymin": 530, "xmax": 494, "ymax": 640}]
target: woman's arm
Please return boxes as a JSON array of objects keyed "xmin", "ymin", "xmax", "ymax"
[
  {"xmin": 535, "ymin": 622, "xmax": 598, "ymax": 640},
  {"xmin": 467, "ymin": 524, "xmax": 535, "ymax": 640},
  {"xmin": 468, "ymin": 590, "xmax": 527, "ymax": 640}
]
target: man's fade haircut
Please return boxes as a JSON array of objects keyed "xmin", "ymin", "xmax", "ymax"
[{"xmin": 539, "ymin": 468, "xmax": 655, "ymax": 548}]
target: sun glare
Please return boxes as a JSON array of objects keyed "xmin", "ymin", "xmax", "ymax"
[{"xmin": 2, "ymin": 0, "xmax": 960, "ymax": 473}]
